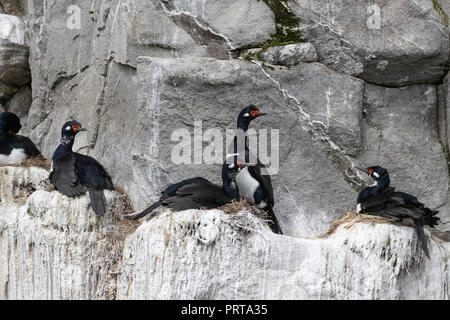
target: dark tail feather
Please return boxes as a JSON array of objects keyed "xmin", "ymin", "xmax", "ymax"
[
  {"xmin": 266, "ymin": 206, "xmax": 283, "ymax": 235},
  {"xmin": 89, "ymin": 190, "xmax": 107, "ymax": 216},
  {"xmin": 415, "ymin": 221, "xmax": 430, "ymax": 259},
  {"xmin": 132, "ymin": 200, "xmax": 162, "ymax": 220}
]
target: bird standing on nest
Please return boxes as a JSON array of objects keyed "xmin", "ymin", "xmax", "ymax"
[
  {"xmin": 355, "ymin": 165, "xmax": 440, "ymax": 258},
  {"xmin": 228, "ymin": 105, "xmax": 283, "ymax": 234},
  {"xmin": 49, "ymin": 120, "xmax": 115, "ymax": 216}
]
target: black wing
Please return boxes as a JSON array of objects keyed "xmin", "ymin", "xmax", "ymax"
[
  {"xmin": 359, "ymin": 187, "xmax": 395, "ymax": 213},
  {"xmin": 163, "ymin": 179, "xmax": 231, "ymax": 210},
  {"xmin": 16, "ymin": 135, "xmax": 41, "ymax": 158},
  {"xmin": 74, "ymin": 153, "xmax": 115, "ymax": 191},
  {"xmin": 49, "ymin": 153, "xmax": 86, "ymax": 197},
  {"xmin": 131, "ymin": 177, "xmax": 212, "ymax": 220}
]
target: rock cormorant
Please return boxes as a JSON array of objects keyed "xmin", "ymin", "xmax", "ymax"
[
  {"xmin": 49, "ymin": 120, "xmax": 115, "ymax": 216},
  {"xmin": 356, "ymin": 165, "xmax": 440, "ymax": 258},
  {"xmin": 229, "ymin": 105, "xmax": 283, "ymax": 234}
]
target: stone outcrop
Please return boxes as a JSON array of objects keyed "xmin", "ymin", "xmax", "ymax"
[
  {"xmin": 0, "ymin": 14, "xmax": 29, "ymax": 101},
  {"xmin": 288, "ymin": 0, "xmax": 449, "ymax": 86},
  {"xmin": 261, "ymin": 42, "xmax": 318, "ymax": 66}
]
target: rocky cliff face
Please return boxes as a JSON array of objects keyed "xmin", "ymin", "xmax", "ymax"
[{"xmin": 0, "ymin": 0, "xmax": 449, "ymax": 299}]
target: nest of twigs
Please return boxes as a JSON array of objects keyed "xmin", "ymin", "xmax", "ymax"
[
  {"xmin": 10, "ymin": 156, "xmax": 52, "ymax": 170},
  {"xmin": 219, "ymin": 200, "xmax": 270, "ymax": 220},
  {"xmin": 318, "ymin": 211, "xmax": 394, "ymax": 238}
]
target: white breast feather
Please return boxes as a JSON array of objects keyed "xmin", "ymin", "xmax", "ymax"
[
  {"xmin": 236, "ymin": 167, "xmax": 259, "ymax": 204},
  {"xmin": 0, "ymin": 148, "xmax": 27, "ymax": 165},
  {"xmin": 356, "ymin": 203, "xmax": 362, "ymax": 213}
]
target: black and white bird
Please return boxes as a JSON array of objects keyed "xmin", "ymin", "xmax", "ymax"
[
  {"xmin": 49, "ymin": 121, "xmax": 115, "ymax": 216},
  {"xmin": 129, "ymin": 158, "xmax": 241, "ymax": 220},
  {"xmin": 356, "ymin": 166, "xmax": 440, "ymax": 258},
  {"xmin": 0, "ymin": 112, "xmax": 41, "ymax": 165},
  {"xmin": 228, "ymin": 105, "xmax": 283, "ymax": 234}
]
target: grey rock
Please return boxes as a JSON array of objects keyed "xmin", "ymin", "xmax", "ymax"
[
  {"xmin": 164, "ymin": 0, "xmax": 276, "ymax": 50},
  {"xmin": 0, "ymin": 0, "xmax": 24, "ymax": 16},
  {"xmin": 288, "ymin": 0, "xmax": 449, "ymax": 86},
  {"xmin": 0, "ymin": 14, "xmax": 30, "ymax": 94},
  {"xmin": 438, "ymin": 73, "xmax": 449, "ymax": 158},
  {"xmin": 436, "ymin": 0, "xmax": 449, "ymax": 31},
  {"xmin": 261, "ymin": 43, "xmax": 318, "ymax": 66},
  {"xmin": 3, "ymin": 85, "xmax": 32, "ymax": 131},
  {"xmin": 0, "ymin": 81, "xmax": 18, "ymax": 101}
]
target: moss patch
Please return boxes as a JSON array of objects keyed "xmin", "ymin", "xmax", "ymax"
[
  {"xmin": 260, "ymin": 0, "xmax": 306, "ymax": 47},
  {"xmin": 237, "ymin": 0, "xmax": 305, "ymax": 69},
  {"xmin": 433, "ymin": 0, "xmax": 449, "ymax": 27}
]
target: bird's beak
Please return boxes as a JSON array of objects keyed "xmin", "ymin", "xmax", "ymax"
[
  {"xmin": 77, "ymin": 128, "xmax": 87, "ymax": 132},
  {"xmin": 355, "ymin": 166, "xmax": 368, "ymax": 174},
  {"xmin": 257, "ymin": 112, "xmax": 267, "ymax": 117}
]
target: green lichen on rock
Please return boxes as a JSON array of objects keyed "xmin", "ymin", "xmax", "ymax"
[
  {"xmin": 260, "ymin": 0, "xmax": 306, "ymax": 48},
  {"xmin": 237, "ymin": 0, "xmax": 305, "ymax": 68},
  {"xmin": 433, "ymin": 0, "xmax": 449, "ymax": 27}
]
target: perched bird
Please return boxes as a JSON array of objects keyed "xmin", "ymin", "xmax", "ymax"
[
  {"xmin": 228, "ymin": 105, "xmax": 283, "ymax": 234},
  {"xmin": 0, "ymin": 112, "xmax": 41, "ymax": 165},
  {"xmin": 356, "ymin": 166, "xmax": 440, "ymax": 258},
  {"xmin": 49, "ymin": 121, "xmax": 115, "ymax": 216},
  {"xmin": 129, "ymin": 158, "xmax": 241, "ymax": 220}
]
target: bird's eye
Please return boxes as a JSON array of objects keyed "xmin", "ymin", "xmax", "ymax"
[
  {"xmin": 72, "ymin": 125, "xmax": 80, "ymax": 131},
  {"xmin": 368, "ymin": 169, "xmax": 374, "ymax": 175},
  {"xmin": 250, "ymin": 110, "xmax": 259, "ymax": 117}
]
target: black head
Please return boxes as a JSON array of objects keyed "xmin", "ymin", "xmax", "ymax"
[
  {"xmin": 237, "ymin": 105, "xmax": 266, "ymax": 131},
  {"xmin": 356, "ymin": 165, "xmax": 391, "ymax": 189},
  {"xmin": 356, "ymin": 166, "xmax": 388, "ymax": 180},
  {"xmin": 60, "ymin": 120, "xmax": 86, "ymax": 138},
  {"xmin": 238, "ymin": 105, "xmax": 266, "ymax": 121},
  {"xmin": 222, "ymin": 154, "xmax": 245, "ymax": 200},
  {"xmin": 0, "ymin": 112, "xmax": 22, "ymax": 135}
]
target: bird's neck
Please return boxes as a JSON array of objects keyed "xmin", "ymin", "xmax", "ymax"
[
  {"xmin": 53, "ymin": 136, "xmax": 74, "ymax": 160},
  {"xmin": 357, "ymin": 174, "xmax": 390, "ymax": 202},
  {"xmin": 237, "ymin": 118, "xmax": 250, "ymax": 133},
  {"xmin": 222, "ymin": 174, "xmax": 240, "ymax": 201}
]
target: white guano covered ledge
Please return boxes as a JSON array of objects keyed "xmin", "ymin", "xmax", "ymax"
[{"xmin": 0, "ymin": 166, "xmax": 449, "ymax": 300}]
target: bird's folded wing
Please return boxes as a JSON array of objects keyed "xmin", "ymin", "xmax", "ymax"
[
  {"xmin": 74, "ymin": 154, "xmax": 115, "ymax": 191},
  {"xmin": 360, "ymin": 187, "xmax": 395, "ymax": 212},
  {"xmin": 248, "ymin": 162, "xmax": 274, "ymax": 207},
  {"xmin": 49, "ymin": 154, "xmax": 86, "ymax": 197},
  {"xmin": 16, "ymin": 135, "xmax": 41, "ymax": 157}
]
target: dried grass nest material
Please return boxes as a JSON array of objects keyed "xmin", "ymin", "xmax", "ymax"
[
  {"xmin": 318, "ymin": 211, "xmax": 395, "ymax": 239},
  {"xmin": 219, "ymin": 200, "xmax": 269, "ymax": 220},
  {"xmin": 9, "ymin": 156, "xmax": 52, "ymax": 171}
]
